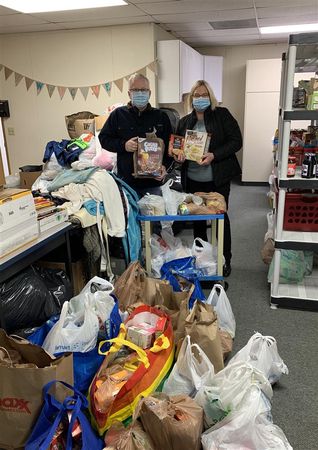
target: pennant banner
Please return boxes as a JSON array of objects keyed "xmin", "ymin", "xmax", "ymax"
[
  {"xmin": 0, "ymin": 61, "xmax": 157, "ymax": 100},
  {"xmin": 58, "ymin": 86, "xmax": 66, "ymax": 100},
  {"xmin": 15, "ymin": 72, "xmax": 23, "ymax": 86}
]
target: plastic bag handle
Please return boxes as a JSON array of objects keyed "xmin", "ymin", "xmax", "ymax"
[
  {"xmin": 98, "ymin": 337, "xmax": 150, "ymax": 369},
  {"xmin": 249, "ymin": 334, "xmax": 276, "ymax": 360}
]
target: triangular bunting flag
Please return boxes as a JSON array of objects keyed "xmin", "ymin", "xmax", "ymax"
[
  {"xmin": 15, "ymin": 72, "xmax": 23, "ymax": 86},
  {"xmin": 58, "ymin": 86, "xmax": 66, "ymax": 100},
  {"xmin": 47, "ymin": 84, "xmax": 55, "ymax": 98},
  {"xmin": 69, "ymin": 87, "xmax": 78, "ymax": 100},
  {"xmin": 138, "ymin": 66, "xmax": 147, "ymax": 77},
  {"xmin": 91, "ymin": 85, "xmax": 100, "ymax": 98},
  {"xmin": 114, "ymin": 78, "xmax": 124, "ymax": 92},
  {"xmin": 36, "ymin": 81, "xmax": 44, "ymax": 95},
  {"xmin": 25, "ymin": 77, "xmax": 34, "ymax": 91},
  {"xmin": 105, "ymin": 82, "xmax": 112, "ymax": 95},
  {"xmin": 147, "ymin": 61, "xmax": 158, "ymax": 75},
  {"xmin": 4, "ymin": 67, "xmax": 13, "ymax": 80},
  {"xmin": 80, "ymin": 86, "xmax": 89, "ymax": 100}
]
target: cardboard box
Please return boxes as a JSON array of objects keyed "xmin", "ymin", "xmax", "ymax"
[
  {"xmin": 307, "ymin": 91, "xmax": 318, "ymax": 110},
  {"xmin": 20, "ymin": 171, "xmax": 42, "ymax": 190},
  {"xmin": 36, "ymin": 260, "xmax": 87, "ymax": 295},
  {"xmin": 0, "ymin": 188, "xmax": 36, "ymax": 232},
  {"xmin": 38, "ymin": 209, "xmax": 68, "ymax": 234},
  {"xmin": 94, "ymin": 114, "xmax": 109, "ymax": 132},
  {"xmin": 0, "ymin": 219, "xmax": 38, "ymax": 257},
  {"xmin": 0, "ymin": 152, "xmax": 5, "ymax": 189}
]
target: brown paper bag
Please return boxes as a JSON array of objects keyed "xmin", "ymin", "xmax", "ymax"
[
  {"xmin": 105, "ymin": 421, "xmax": 155, "ymax": 450},
  {"xmin": 139, "ymin": 393, "xmax": 203, "ymax": 450},
  {"xmin": 219, "ymin": 329, "xmax": 233, "ymax": 359},
  {"xmin": 0, "ymin": 330, "xmax": 73, "ymax": 450},
  {"xmin": 185, "ymin": 301, "xmax": 224, "ymax": 373}
]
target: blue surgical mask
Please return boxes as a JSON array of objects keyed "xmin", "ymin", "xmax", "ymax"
[
  {"xmin": 193, "ymin": 97, "xmax": 211, "ymax": 112},
  {"xmin": 131, "ymin": 91, "xmax": 150, "ymax": 109}
]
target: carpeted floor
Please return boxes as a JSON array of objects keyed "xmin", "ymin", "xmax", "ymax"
[{"xmin": 220, "ymin": 181, "xmax": 318, "ymax": 450}]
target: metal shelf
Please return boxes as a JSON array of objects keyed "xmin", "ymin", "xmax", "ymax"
[
  {"xmin": 283, "ymin": 110, "xmax": 318, "ymax": 121},
  {"xmin": 279, "ymin": 168, "xmax": 318, "ymax": 189},
  {"xmin": 275, "ymin": 230, "xmax": 318, "ymax": 250}
]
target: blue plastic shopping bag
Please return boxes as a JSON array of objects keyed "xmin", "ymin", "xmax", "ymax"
[
  {"xmin": 25, "ymin": 380, "xmax": 104, "ymax": 450},
  {"xmin": 161, "ymin": 257, "xmax": 206, "ymax": 308}
]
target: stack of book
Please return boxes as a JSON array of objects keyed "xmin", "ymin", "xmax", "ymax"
[{"xmin": 35, "ymin": 197, "xmax": 68, "ymax": 233}]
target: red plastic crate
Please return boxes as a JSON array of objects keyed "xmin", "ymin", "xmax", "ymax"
[{"xmin": 284, "ymin": 193, "xmax": 318, "ymax": 232}]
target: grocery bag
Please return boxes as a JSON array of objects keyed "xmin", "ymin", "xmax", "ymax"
[
  {"xmin": 105, "ymin": 420, "xmax": 155, "ymax": 450},
  {"xmin": 192, "ymin": 238, "xmax": 218, "ymax": 275},
  {"xmin": 89, "ymin": 305, "xmax": 174, "ymax": 434},
  {"xmin": 206, "ymin": 283, "xmax": 236, "ymax": 338},
  {"xmin": 227, "ymin": 332, "xmax": 288, "ymax": 384},
  {"xmin": 185, "ymin": 300, "xmax": 224, "ymax": 373},
  {"xmin": 163, "ymin": 335, "xmax": 214, "ymax": 397},
  {"xmin": 195, "ymin": 361, "xmax": 273, "ymax": 429},
  {"xmin": 201, "ymin": 385, "xmax": 292, "ymax": 450},
  {"xmin": 139, "ymin": 393, "xmax": 203, "ymax": 450},
  {"xmin": 0, "ymin": 330, "xmax": 73, "ymax": 450},
  {"xmin": 25, "ymin": 381, "xmax": 104, "ymax": 450}
]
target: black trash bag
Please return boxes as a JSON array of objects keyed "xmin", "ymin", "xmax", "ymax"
[
  {"xmin": 34, "ymin": 266, "xmax": 72, "ymax": 309},
  {"xmin": 0, "ymin": 266, "xmax": 71, "ymax": 333}
]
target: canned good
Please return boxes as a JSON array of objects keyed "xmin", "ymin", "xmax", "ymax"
[
  {"xmin": 287, "ymin": 156, "xmax": 297, "ymax": 177},
  {"xmin": 301, "ymin": 152, "xmax": 316, "ymax": 178}
]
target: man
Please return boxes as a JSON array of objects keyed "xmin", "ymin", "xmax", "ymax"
[{"xmin": 99, "ymin": 73, "xmax": 172, "ymax": 197}]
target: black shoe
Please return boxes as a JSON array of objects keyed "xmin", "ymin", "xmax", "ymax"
[{"xmin": 223, "ymin": 262, "xmax": 232, "ymax": 277}]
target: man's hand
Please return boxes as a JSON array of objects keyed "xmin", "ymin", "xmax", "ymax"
[
  {"xmin": 125, "ymin": 137, "xmax": 138, "ymax": 152},
  {"xmin": 154, "ymin": 165, "xmax": 167, "ymax": 181},
  {"xmin": 198, "ymin": 152, "xmax": 214, "ymax": 166}
]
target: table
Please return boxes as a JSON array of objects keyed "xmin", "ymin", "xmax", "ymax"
[
  {"xmin": 138, "ymin": 214, "xmax": 224, "ymax": 280},
  {"xmin": 0, "ymin": 222, "xmax": 73, "ymax": 330}
]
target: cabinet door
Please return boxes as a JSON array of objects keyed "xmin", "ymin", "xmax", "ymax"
[
  {"xmin": 180, "ymin": 40, "xmax": 203, "ymax": 99},
  {"xmin": 157, "ymin": 40, "xmax": 181, "ymax": 104},
  {"xmin": 203, "ymin": 56, "xmax": 223, "ymax": 102},
  {"xmin": 242, "ymin": 91, "xmax": 279, "ymax": 182}
]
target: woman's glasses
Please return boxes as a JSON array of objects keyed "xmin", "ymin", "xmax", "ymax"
[
  {"xmin": 129, "ymin": 88, "xmax": 150, "ymax": 92},
  {"xmin": 193, "ymin": 93, "xmax": 209, "ymax": 98}
]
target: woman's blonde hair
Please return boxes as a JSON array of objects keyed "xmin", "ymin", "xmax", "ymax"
[{"xmin": 186, "ymin": 80, "xmax": 219, "ymax": 112}]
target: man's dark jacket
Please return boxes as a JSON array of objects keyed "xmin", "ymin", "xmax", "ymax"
[
  {"xmin": 177, "ymin": 106, "xmax": 242, "ymax": 188},
  {"xmin": 99, "ymin": 103, "xmax": 172, "ymax": 189}
]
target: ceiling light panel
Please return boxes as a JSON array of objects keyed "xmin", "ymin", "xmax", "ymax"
[
  {"xmin": 0, "ymin": 1, "xmax": 127, "ymax": 13},
  {"xmin": 260, "ymin": 23, "xmax": 318, "ymax": 33}
]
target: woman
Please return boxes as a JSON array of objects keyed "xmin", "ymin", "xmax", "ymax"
[{"xmin": 175, "ymin": 80, "xmax": 242, "ymax": 277}]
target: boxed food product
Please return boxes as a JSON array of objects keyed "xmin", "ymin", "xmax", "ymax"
[
  {"xmin": 307, "ymin": 91, "xmax": 318, "ymax": 110},
  {"xmin": 134, "ymin": 135, "xmax": 164, "ymax": 178},
  {"xmin": 184, "ymin": 130, "xmax": 211, "ymax": 162},
  {"xmin": 169, "ymin": 134, "xmax": 185, "ymax": 157},
  {"xmin": 127, "ymin": 325, "xmax": 155, "ymax": 349}
]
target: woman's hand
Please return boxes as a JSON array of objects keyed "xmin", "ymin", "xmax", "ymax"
[
  {"xmin": 198, "ymin": 152, "xmax": 214, "ymax": 166},
  {"xmin": 174, "ymin": 151, "xmax": 186, "ymax": 163}
]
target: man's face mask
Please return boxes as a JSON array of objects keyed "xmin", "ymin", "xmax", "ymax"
[{"xmin": 130, "ymin": 90, "xmax": 150, "ymax": 109}]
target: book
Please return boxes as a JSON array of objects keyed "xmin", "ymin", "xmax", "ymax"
[{"xmin": 184, "ymin": 130, "xmax": 211, "ymax": 162}]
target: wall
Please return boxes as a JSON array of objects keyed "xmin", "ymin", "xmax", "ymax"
[
  {"xmin": 0, "ymin": 24, "xmax": 160, "ymax": 173},
  {"xmin": 199, "ymin": 43, "xmax": 287, "ymax": 164}
]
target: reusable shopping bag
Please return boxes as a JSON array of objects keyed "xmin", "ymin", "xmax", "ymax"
[
  {"xmin": 105, "ymin": 420, "xmax": 155, "ymax": 450},
  {"xmin": 25, "ymin": 380, "xmax": 104, "ymax": 450},
  {"xmin": 163, "ymin": 335, "xmax": 214, "ymax": 397},
  {"xmin": 139, "ymin": 393, "xmax": 204, "ymax": 450},
  {"xmin": 195, "ymin": 361, "xmax": 273, "ymax": 429},
  {"xmin": 185, "ymin": 300, "xmax": 224, "ymax": 373},
  {"xmin": 201, "ymin": 385, "xmax": 293, "ymax": 450},
  {"xmin": 227, "ymin": 332, "xmax": 288, "ymax": 384},
  {"xmin": 206, "ymin": 283, "xmax": 236, "ymax": 338},
  {"xmin": 0, "ymin": 330, "xmax": 73, "ymax": 449},
  {"xmin": 89, "ymin": 305, "xmax": 174, "ymax": 435},
  {"xmin": 268, "ymin": 249, "xmax": 307, "ymax": 283}
]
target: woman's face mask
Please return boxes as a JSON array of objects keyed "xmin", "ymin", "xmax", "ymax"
[
  {"xmin": 130, "ymin": 90, "xmax": 150, "ymax": 109},
  {"xmin": 193, "ymin": 97, "xmax": 211, "ymax": 112}
]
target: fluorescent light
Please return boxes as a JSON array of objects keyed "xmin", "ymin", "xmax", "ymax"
[
  {"xmin": 0, "ymin": 0, "xmax": 127, "ymax": 13},
  {"xmin": 260, "ymin": 23, "xmax": 318, "ymax": 34}
]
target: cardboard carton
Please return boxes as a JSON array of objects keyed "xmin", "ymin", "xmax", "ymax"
[{"xmin": 20, "ymin": 170, "xmax": 42, "ymax": 189}]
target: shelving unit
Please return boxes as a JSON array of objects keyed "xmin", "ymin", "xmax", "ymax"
[{"xmin": 271, "ymin": 32, "xmax": 318, "ymax": 310}]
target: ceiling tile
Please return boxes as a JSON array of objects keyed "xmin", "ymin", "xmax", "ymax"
[
  {"xmin": 177, "ymin": 28, "xmax": 260, "ymax": 38},
  {"xmin": 164, "ymin": 22, "xmax": 213, "ymax": 31},
  {"xmin": 152, "ymin": 8, "xmax": 256, "ymax": 23},
  {"xmin": 254, "ymin": 0, "xmax": 317, "ymax": 6},
  {"xmin": 259, "ymin": 15, "xmax": 318, "ymax": 27},
  {"xmin": 136, "ymin": 0, "xmax": 253, "ymax": 15},
  {"xmin": 129, "ymin": 0, "xmax": 173, "ymax": 3},
  {"xmin": 0, "ymin": 23, "xmax": 67, "ymax": 34},
  {"xmin": 0, "ymin": 13, "xmax": 48, "ymax": 27},
  {"xmin": 59, "ymin": 16, "xmax": 151, "ymax": 29},
  {"xmin": 0, "ymin": 5, "xmax": 18, "ymax": 15},
  {"xmin": 33, "ymin": 4, "xmax": 143, "ymax": 22},
  {"xmin": 257, "ymin": 5, "xmax": 318, "ymax": 19}
]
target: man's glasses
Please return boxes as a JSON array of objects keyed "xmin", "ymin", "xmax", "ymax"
[{"xmin": 129, "ymin": 88, "xmax": 150, "ymax": 92}]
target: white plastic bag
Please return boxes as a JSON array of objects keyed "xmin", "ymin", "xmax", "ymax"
[
  {"xmin": 195, "ymin": 361, "xmax": 272, "ymax": 429},
  {"xmin": 138, "ymin": 194, "xmax": 166, "ymax": 216},
  {"xmin": 163, "ymin": 335, "xmax": 214, "ymax": 397},
  {"xmin": 192, "ymin": 238, "xmax": 218, "ymax": 275},
  {"xmin": 206, "ymin": 283, "xmax": 236, "ymax": 338},
  {"xmin": 201, "ymin": 385, "xmax": 293, "ymax": 450},
  {"xmin": 43, "ymin": 301, "xmax": 99, "ymax": 355},
  {"xmin": 227, "ymin": 332, "xmax": 288, "ymax": 384},
  {"xmin": 161, "ymin": 179, "xmax": 186, "ymax": 215}
]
